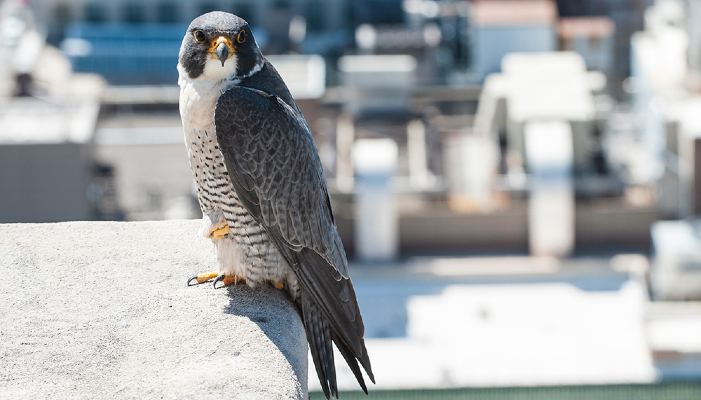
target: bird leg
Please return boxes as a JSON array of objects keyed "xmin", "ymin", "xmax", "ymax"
[
  {"xmin": 205, "ymin": 219, "xmax": 229, "ymax": 239},
  {"xmin": 187, "ymin": 272, "xmax": 245, "ymax": 288},
  {"xmin": 187, "ymin": 271, "xmax": 219, "ymax": 285},
  {"xmin": 213, "ymin": 273, "xmax": 245, "ymax": 289},
  {"xmin": 270, "ymin": 280, "xmax": 284, "ymax": 289}
]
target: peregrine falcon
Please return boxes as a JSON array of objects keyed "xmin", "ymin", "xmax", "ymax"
[{"xmin": 177, "ymin": 12, "xmax": 374, "ymax": 398}]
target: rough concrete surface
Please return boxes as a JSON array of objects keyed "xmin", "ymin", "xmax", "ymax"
[{"xmin": 0, "ymin": 220, "xmax": 308, "ymax": 400}]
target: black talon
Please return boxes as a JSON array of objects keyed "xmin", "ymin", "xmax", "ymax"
[
  {"xmin": 213, "ymin": 273, "xmax": 227, "ymax": 289},
  {"xmin": 187, "ymin": 275, "xmax": 200, "ymax": 286}
]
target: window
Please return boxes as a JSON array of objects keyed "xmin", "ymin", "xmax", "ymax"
[
  {"xmin": 305, "ymin": 1, "xmax": 324, "ymax": 32},
  {"xmin": 352, "ymin": 0, "xmax": 403, "ymax": 26},
  {"xmin": 198, "ymin": 2, "xmax": 219, "ymax": 16},
  {"xmin": 158, "ymin": 2, "xmax": 179, "ymax": 23},
  {"xmin": 229, "ymin": 2, "xmax": 254, "ymax": 25},
  {"xmin": 84, "ymin": 2, "xmax": 107, "ymax": 22},
  {"xmin": 123, "ymin": 3, "xmax": 145, "ymax": 23}
]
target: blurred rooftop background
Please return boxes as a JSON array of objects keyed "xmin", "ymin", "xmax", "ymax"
[{"xmin": 2, "ymin": 0, "xmax": 701, "ymax": 397}]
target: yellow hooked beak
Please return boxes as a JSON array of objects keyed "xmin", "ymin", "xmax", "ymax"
[{"xmin": 207, "ymin": 36, "xmax": 235, "ymax": 66}]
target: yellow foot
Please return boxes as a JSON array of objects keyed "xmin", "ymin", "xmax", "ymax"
[
  {"xmin": 205, "ymin": 219, "xmax": 230, "ymax": 239},
  {"xmin": 270, "ymin": 280, "xmax": 284, "ymax": 289},
  {"xmin": 187, "ymin": 272, "xmax": 245, "ymax": 289},
  {"xmin": 188, "ymin": 271, "xmax": 220, "ymax": 285}
]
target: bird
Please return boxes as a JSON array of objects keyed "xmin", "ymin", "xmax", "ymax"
[{"xmin": 177, "ymin": 11, "xmax": 374, "ymax": 399}]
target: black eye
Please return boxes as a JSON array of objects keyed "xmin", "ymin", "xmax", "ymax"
[
  {"xmin": 237, "ymin": 30, "xmax": 246, "ymax": 44},
  {"xmin": 193, "ymin": 30, "xmax": 206, "ymax": 43}
]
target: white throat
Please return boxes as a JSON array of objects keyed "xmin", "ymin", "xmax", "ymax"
[
  {"xmin": 176, "ymin": 54, "xmax": 265, "ymax": 145},
  {"xmin": 200, "ymin": 55, "xmax": 238, "ymax": 82},
  {"xmin": 178, "ymin": 66, "xmax": 229, "ymax": 150}
]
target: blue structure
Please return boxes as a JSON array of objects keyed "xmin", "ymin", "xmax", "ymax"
[
  {"xmin": 62, "ymin": 23, "xmax": 187, "ymax": 85},
  {"xmin": 469, "ymin": 0, "xmax": 558, "ymax": 81},
  {"xmin": 471, "ymin": 25, "xmax": 556, "ymax": 80}
]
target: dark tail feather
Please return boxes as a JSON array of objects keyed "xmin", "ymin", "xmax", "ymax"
[
  {"xmin": 302, "ymin": 296, "xmax": 338, "ymax": 399},
  {"xmin": 324, "ymin": 319, "xmax": 338, "ymax": 397},
  {"xmin": 357, "ymin": 339, "xmax": 375, "ymax": 385},
  {"xmin": 332, "ymin": 332, "xmax": 374, "ymax": 394}
]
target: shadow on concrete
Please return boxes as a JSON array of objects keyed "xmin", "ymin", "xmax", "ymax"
[{"xmin": 222, "ymin": 283, "xmax": 305, "ymax": 375}]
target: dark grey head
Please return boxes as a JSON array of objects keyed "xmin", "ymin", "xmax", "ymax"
[{"xmin": 178, "ymin": 12, "xmax": 263, "ymax": 81}]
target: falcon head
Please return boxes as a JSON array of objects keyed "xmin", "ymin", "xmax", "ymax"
[{"xmin": 178, "ymin": 12, "xmax": 263, "ymax": 82}]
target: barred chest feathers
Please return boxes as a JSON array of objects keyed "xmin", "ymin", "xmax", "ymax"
[
  {"xmin": 177, "ymin": 64, "xmax": 235, "ymax": 224},
  {"xmin": 177, "ymin": 64, "xmax": 300, "ymax": 300}
]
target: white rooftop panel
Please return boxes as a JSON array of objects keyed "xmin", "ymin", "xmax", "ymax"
[
  {"xmin": 501, "ymin": 52, "xmax": 596, "ymax": 122},
  {"xmin": 0, "ymin": 98, "xmax": 98, "ymax": 144},
  {"xmin": 266, "ymin": 54, "xmax": 326, "ymax": 99}
]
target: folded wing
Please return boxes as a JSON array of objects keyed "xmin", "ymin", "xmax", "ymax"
[{"xmin": 214, "ymin": 85, "xmax": 374, "ymax": 397}]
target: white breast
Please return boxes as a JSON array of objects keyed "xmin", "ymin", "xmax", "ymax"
[{"xmin": 177, "ymin": 63, "xmax": 234, "ymax": 143}]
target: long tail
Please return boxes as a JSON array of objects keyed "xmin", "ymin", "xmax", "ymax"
[
  {"xmin": 302, "ymin": 295, "xmax": 338, "ymax": 399},
  {"xmin": 301, "ymin": 293, "xmax": 375, "ymax": 399}
]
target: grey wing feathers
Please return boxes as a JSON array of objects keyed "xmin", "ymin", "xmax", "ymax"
[
  {"xmin": 217, "ymin": 88, "xmax": 344, "ymax": 272},
  {"xmin": 214, "ymin": 85, "xmax": 374, "ymax": 396}
]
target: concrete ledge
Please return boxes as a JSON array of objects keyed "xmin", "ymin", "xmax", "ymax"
[{"xmin": 0, "ymin": 220, "xmax": 308, "ymax": 399}]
